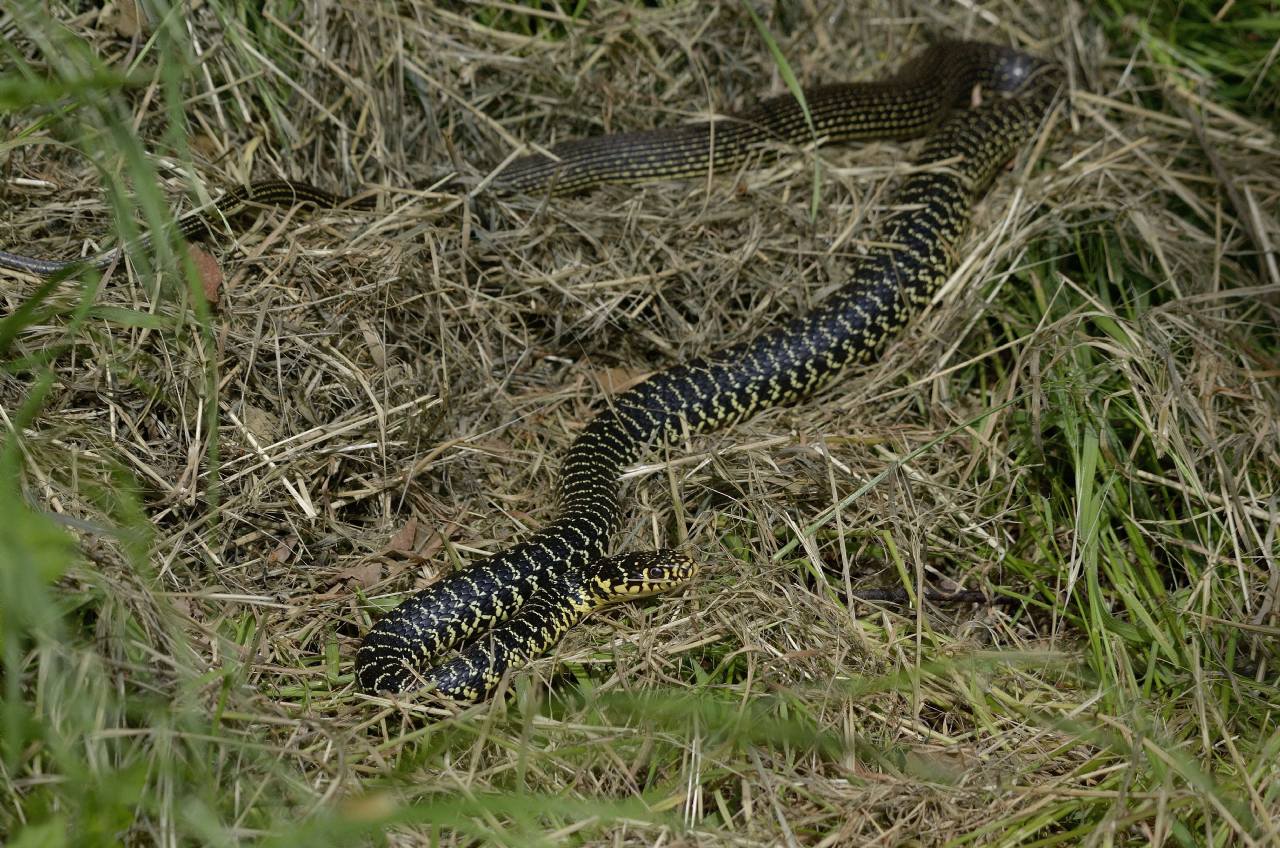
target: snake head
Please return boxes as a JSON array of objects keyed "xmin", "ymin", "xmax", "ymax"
[{"xmin": 590, "ymin": 549, "xmax": 699, "ymax": 603}]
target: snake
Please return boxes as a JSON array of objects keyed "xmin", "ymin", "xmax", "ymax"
[
  {"xmin": 0, "ymin": 39, "xmax": 1060, "ymax": 703},
  {"xmin": 356, "ymin": 40, "xmax": 1060, "ymax": 701}
]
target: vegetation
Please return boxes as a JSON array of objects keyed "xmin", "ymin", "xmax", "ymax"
[{"xmin": 2, "ymin": 1, "xmax": 1278, "ymax": 844}]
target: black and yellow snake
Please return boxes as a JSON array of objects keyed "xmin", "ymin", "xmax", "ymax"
[
  {"xmin": 0, "ymin": 40, "xmax": 1060, "ymax": 704},
  {"xmin": 357, "ymin": 40, "xmax": 1060, "ymax": 701}
]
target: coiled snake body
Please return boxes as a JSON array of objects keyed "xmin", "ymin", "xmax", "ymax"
[
  {"xmin": 0, "ymin": 40, "xmax": 1059, "ymax": 703},
  {"xmin": 357, "ymin": 41, "xmax": 1059, "ymax": 700}
]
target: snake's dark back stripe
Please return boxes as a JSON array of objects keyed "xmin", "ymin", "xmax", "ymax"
[{"xmin": 356, "ymin": 41, "xmax": 1060, "ymax": 696}]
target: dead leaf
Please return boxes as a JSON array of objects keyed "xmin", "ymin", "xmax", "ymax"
[
  {"xmin": 169, "ymin": 595, "xmax": 193, "ymax": 619},
  {"xmin": 387, "ymin": 517, "xmax": 418, "ymax": 553},
  {"xmin": 268, "ymin": 539, "xmax": 294, "ymax": 564},
  {"xmin": 339, "ymin": 791, "xmax": 398, "ymax": 822},
  {"xmin": 359, "ymin": 319, "xmax": 387, "ymax": 370},
  {"xmin": 333, "ymin": 561, "xmax": 383, "ymax": 590},
  {"xmin": 108, "ymin": 0, "xmax": 146, "ymax": 38},
  {"xmin": 191, "ymin": 134, "xmax": 221, "ymax": 161},
  {"xmin": 593, "ymin": 366, "xmax": 650, "ymax": 395},
  {"xmin": 418, "ymin": 526, "xmax": 452, "ymax": 561},
  {"xmin": 242, "ymin": 403, "xmax": 279, "ymax": 443},
  {"xmin": 187, "ymin": 244, "xmax": 223, "ymax": 309}
]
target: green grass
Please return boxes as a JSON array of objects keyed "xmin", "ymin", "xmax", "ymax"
[
  {"xmin": 3, "ymin": 1, "xmax": 1279, "ymax": 844},
  {"xmin": 1098, "ymin": 0, "xmax": 1280, "ymax": 121}
]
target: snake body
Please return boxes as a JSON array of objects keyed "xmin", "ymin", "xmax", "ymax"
[
  {"xmin": 419, "ymin": 552, "xmax": 697, "ymax": 701},
  {"xmin": 356, "ymin": 40, "xmax": 1059, "ymax": 700}
]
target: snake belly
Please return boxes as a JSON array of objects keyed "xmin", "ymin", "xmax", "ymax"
[{"xmin": 356, "ymin": 40, "xmax": 1059, "ymax": 697}]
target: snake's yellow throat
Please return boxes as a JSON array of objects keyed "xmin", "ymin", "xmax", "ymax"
[{"xmin": 354, "ymin": 40, "xmax": 1061, "ymax": 702}]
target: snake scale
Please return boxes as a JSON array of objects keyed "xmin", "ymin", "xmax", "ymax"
[{"xmin": 0, "ymin": 39, "xmax": 1059, "ymax": 704}]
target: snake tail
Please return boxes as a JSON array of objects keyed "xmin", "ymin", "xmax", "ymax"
[{"xmin": 0, "ymin": 180, "xmax": 374, "ymax": 277}]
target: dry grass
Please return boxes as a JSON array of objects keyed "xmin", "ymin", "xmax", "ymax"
[{"xmin": 3, "ymin": 1, "xmax": 1279, "ymax": 845}]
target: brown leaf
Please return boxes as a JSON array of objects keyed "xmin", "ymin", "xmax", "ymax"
[
  {"xmin": 242, "ymin": 403, "xmax": 279, "ymax": 443},
  {"xmin": 267, "ymin": 539, "xmax": 295, "ymax": 564},
  {"xmin": 169, "ymin": 595, "xmax": 194, "ymax": 620},
  {"xmin": 387, "ymin": 517, "xmax": 418, "ymax": 553},
  {"xmin": 359, "ymin": 319, "xmax": 387, "ymax": 370},
  {"xmin": 108, "ymin": 0, "xmax": 146, "ymax": 38},
  {"xmin": 339, "ymin": 792, "xmax": 398, "ymax": 822},
  {"xmin": 593, "ymin": 366, "xmax": 650, "ymax": 395},
  {"xmin": 187, "ymin": 244, "xmax": 223, "ymax": 309},
  {"xmin": 334, "ymin": 561, "xmax": 383, "ymax": 590},
  {"xmin": 418, "ymin": 526, "xmax": 452, "ymax": 561},
  {"xmin": 191, "ymin": 134, "xmax": 221, "ymax": 161}
]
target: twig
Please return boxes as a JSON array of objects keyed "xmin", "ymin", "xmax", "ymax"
[{"xmin": 849, "ymin": 587, "xmax": 1013, "ymax": 605}]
